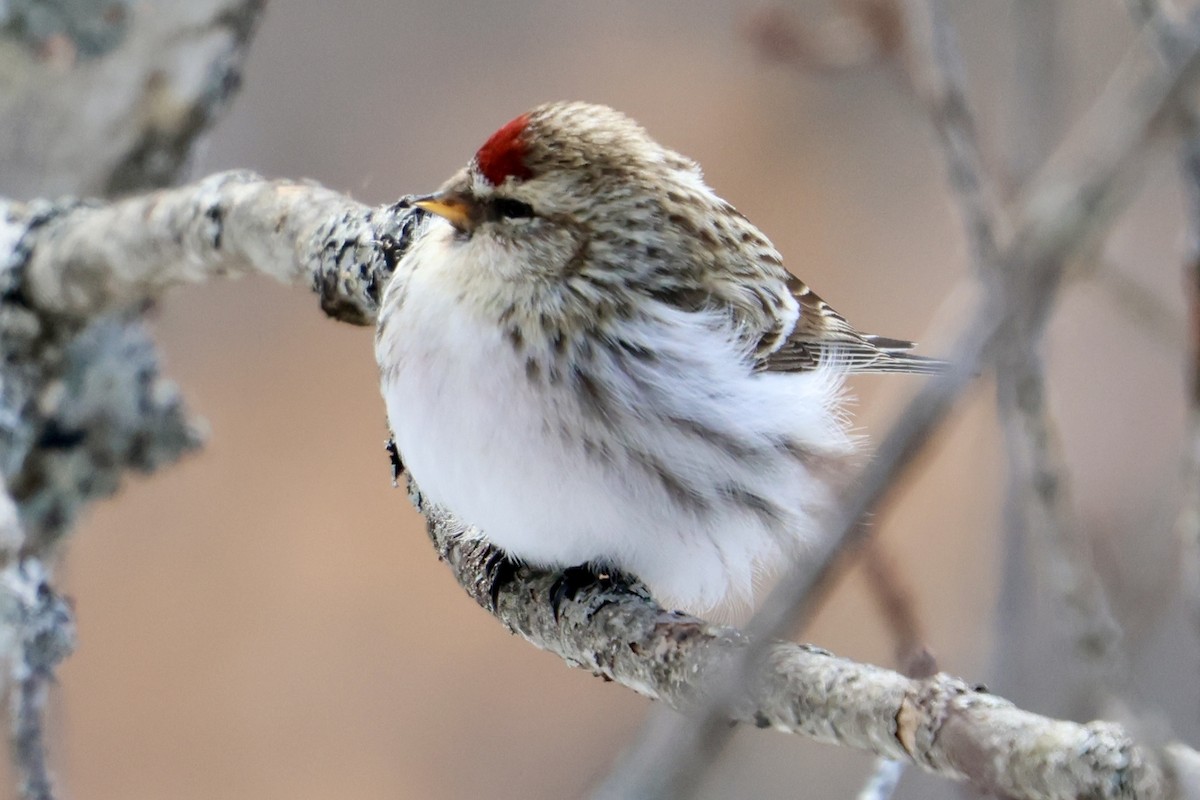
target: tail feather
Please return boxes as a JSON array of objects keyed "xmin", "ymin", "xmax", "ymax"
[{"xmin": 852, "ymin": 350, "xmax": 948, "ymax": 375}]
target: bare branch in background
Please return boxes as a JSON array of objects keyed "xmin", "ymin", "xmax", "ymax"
[
  {"xmin": 744, "ymin": 1, "xmax": 904, "ymax": 75},
  {"xmin": 1126, "ymin": 0, "xmax": 1200, "ymax": 657},
  {"xmin": 750, "ymin": 0, "xmax": 1130, "ymax": 718},
  {"xmin": 906, "ymin": 0, "xmax": 1129, "ymax": 712},
  {"xmin": 1087, "ymin": 259, "xmax": 1188, "ymax": 351},
  {"xmin": 862, "ymin": 539, "xmax": 936, "ymax": 680},
  {"xmin": 0, "ymin": 0, "xmax": 264, "ymax": 199},
  {"xmin": 900, "ymin": 0, "xmax": 1005, "ymax": 263},
  {"xmin": 1006, "ymin": 0, "xmax": 1061, "ymax": 192}
]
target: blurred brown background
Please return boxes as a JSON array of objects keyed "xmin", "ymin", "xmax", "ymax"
[{"xmin": 35, "ymin": 1, "xmax": 1200, "ymax": 798}]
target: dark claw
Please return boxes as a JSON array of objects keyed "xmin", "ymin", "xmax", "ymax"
[
  {"xmin": 486, "ymin": 550, "xmax": 520, "ymax": 612},
  {"xmin": 385, "ymin": 438, "xmax": 404, "ymax": 486},
  {"xmin": 548, "ymin": 565, "xmax": 637, "ymax": 622},
  {"xmin": 549, "ymin": 565, "xmax": 599, "ymax": 621}
]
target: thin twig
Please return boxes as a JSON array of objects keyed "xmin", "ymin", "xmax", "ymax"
[
  {"xmin": 1127, "ymin": 0, "xmax": 1200, "ymax": 663},
  {"xmin": 1085, "ymin": 259, "xmax": 1188, "ymax": 350},
  {"xmin": 901, "ymin": 0, "xmax": 1004, "ymax": 262},
  {"xmin": 909, "ymin": 0, "xmax": 1126, "ymax": 702},
  {"xmin": 862, "ymin": 539, "xmax": 936, "ymax": 680},
  {"xmin": 919, "ymin": 0, "xmax": 1127, "ymax": 711},
  {"xmin": 1007, "ymin": 0, "xmax": 1060, "ymax": 192}
]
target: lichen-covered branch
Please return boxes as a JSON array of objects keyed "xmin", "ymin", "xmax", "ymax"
[
  {"xmin": 0, "ymin": 485, "xmax": 74, "ymax": 800},
  {"xmin": 18, "ymin": 170, "xmax": 424, "ymax": 326},
  {"xmin": 0, "ymin": 4, "xmax": 271, "ymax": 796},
  {"xmin": 0, "ymin": 170, "xmax": 423, "ymax": 800},
  {"xmin": 1, "ymin": 136, "xmax": 1197, "ymax": 800},
  {"xmin": 2, "ymin": 171, "xmax": 425, "ymax": 548},
  {"xmin": 415, "ymin": 487, "xmax": 1198, "ymax": 800}
]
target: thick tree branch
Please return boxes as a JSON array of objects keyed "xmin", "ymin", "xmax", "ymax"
[
  {"xmin": 17, "ymin": 170, "xmax": 423, "ymax": 326},
  {"xmin": 0, "ymin": 5, "xmax": 267, "ymax": 796},
  {"xmin": 414, "ymin": 486, "xmax": 1198, "ymax": 800}
]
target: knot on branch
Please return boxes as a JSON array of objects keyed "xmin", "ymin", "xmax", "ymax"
[
  {"xmin": 896, "ymin": 673, "xmax": 978, "ymax": 769},
  {"xmin": 311, "ymin": 200, "xmax": 426, "ymax": 326}
]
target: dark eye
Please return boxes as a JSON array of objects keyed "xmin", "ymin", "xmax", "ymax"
[{"xmin": 492, "ymin": 198, "xmax": 535, "ymax": 220}]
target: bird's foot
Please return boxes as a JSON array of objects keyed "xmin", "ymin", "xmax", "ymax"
[{"xmin": 549, "ymin": 564, "xmax": 635, "ymax": 622}]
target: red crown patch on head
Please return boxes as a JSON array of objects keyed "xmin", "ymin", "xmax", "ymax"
[{"xmin": 475, "ymin": 113, "xmax": 533, "ymax": 186}]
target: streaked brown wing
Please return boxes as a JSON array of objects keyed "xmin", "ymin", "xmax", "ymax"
[{"xmin": 761, "ymin": 275, "xmax": 945, "ymax": 374}]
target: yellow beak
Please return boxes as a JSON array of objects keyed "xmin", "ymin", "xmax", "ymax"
[{"xmin": 413, "ymin": 193, "xmax": 474, "ymax": 230}]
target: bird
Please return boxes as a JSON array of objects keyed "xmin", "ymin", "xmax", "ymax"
[{"xmin": 375, "ymin": 101, "xmax": 941, "ymax": 611}]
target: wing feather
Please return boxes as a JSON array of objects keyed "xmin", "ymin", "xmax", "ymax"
[{"xmin": 758, "ymin": 275, "xmax": 945, "ymax": 375}]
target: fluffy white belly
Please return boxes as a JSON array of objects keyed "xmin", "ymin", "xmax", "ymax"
[
  {"xmin": 376, "ymin": 239, "xmax": 854, "ymax": 610},
  {"xmin": 381, "ymin": 284, "xmax": 636, "ymax": 565}
]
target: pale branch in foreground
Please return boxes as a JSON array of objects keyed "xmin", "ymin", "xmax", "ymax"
[{"xmin": 412, "ymin": 484, "xmax": 1200, "ymax": 800}]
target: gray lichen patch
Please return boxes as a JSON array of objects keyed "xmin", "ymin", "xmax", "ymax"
[
  {"xmin": 0, "ymin": 206, "xmax": 204, "ymax": 551},
  {"xmin": 1, "ymin": 0, "xmax": 130, "ymax": 60},
  {"xmin": 4, "ymin": 311, "xmax": 205, "ymax": 550}
]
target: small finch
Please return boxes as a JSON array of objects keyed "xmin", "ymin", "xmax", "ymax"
[{"xmin": 376, "ymin": 101, "xmax": 940, "ymax": 610}]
